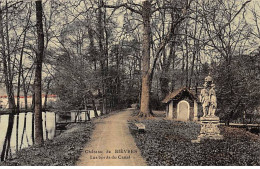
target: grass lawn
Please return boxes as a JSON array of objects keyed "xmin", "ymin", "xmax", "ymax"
[
  {"xmin": 0, "ymin": 122, "xmax": 94, "ymax": 166},
  {"xmin": 129, "ymin": 115, "xmax": 260, "ymax": 166}
]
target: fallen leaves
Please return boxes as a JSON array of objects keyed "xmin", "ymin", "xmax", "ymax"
[
  {"xmin": 129, "ymin": 119, "xmax": 260, "ymax": 166},
  {"xmin": 0, "ymin": 122, "xmax": 94, "ymax": 166}
]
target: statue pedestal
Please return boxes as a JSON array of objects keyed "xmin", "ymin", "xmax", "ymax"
[{"xmin": 192, "ymin": 116, "xmax": 223, "ymax": 143}]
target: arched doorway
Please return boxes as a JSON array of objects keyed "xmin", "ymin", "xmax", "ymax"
[{"xmin": 177, "ymin": 100, "xmax": 190, "ymax": 121}]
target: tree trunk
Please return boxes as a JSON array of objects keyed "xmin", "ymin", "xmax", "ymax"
[
  {"xmin": 44, "ymin": 112, "xmax": 48, "ymax": 140},
  {"xmin": 189, "ymin": 3, "xmax": 198, "ymax": 89},
  {"xmin": 88, "ymin": 27, "xmax": 97, "ymax": 70},
  {"xmin": 34, "ymin": 0, "xmax": 44, "ymax": 145},
  {"xmin": 185, "ymin": 22, "xmax": 189, "ymax": 87},
  {"xmin": 20, "ymin": 113, "xmax": 27, "ymax": 150},
  {"xmin": 15, "ymin": 20, "xmax": 28, "ymax": 153},
  {"xmin": 115, "ymin": 46, "xmax": 120, "ymax": 106},
  {"xmin": 43, "ymin": 78, "xmax": 51, "ymax": 110},
  {"xmin": 22, "ymin": 67, "xmax": 34, "ymax": 111},
  {"xmin": 31, "ymin": 91, "xmax": 35, "ymax": 144},
  {"xmin": 92, "ymin": 99, "xmax": 99, "ymax": 118},
  {"xmin": 160, "ymin": 44, "xmax": 173, "ymax": 99},
  {"xmin": 189, "ymin": 41, "xmax": 196, "ymax": 89},
  {"xmin": 0, "ymin": 2, "xmax": 16, "ymax": 161},
  {"xmin": 98, "ymin": 0, "xmax": 106, "ymax": 115},
  {"xmin": 139, "ymin": 1, "xmax": 152, "ymax": 117},
  {"xmin": 1, "ymin": 114, "xmax": 14, "ymax": 161}
]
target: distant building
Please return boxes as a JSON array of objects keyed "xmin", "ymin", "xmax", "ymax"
[
  {"xmin": 162, "ymin": 88, "xmax": 199, "ymax": 121},
  {"xmin": 0, "ymin": 95, "xmax": 58, "ymax": 109}
]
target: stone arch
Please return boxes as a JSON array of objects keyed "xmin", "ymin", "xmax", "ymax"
[{"xmin": 177, "ymin": 100, "xmax": 190, "ymax": 121}]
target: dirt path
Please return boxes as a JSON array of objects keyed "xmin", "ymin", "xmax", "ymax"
[{"xmin": 76, "ymin": 109, "xmax": 147, "ymax": 166}]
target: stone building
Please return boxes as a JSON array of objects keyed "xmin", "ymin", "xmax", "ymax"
[{"xmin": 162, "ymin": 87, "xmax": 199, "ymax": 121}]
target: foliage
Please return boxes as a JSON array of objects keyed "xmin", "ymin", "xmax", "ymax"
[{"xmin": 213, "ymin": 51, "xmax": 260, "ymax": 122}]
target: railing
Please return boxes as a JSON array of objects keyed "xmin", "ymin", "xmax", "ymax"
[{"xmin": 220, "ymin": 123, "xmax": 260, "ymax": 135}]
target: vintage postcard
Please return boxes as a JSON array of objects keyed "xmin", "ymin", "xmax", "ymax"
[{"xmin": 0, "ymin": 0, "xmax": 260, "ymax": 166}]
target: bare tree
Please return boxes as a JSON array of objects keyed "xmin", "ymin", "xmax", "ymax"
[{"xmin": 105, "ymin": 0, "xmax": 190, "ymax": 117}]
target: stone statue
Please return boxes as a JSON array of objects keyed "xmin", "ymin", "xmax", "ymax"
[
  {"xmin": 209, "ymin": 84, "xmax": 217, "ymax": 116},
  {"xmin": 192, "ymin": 75, "xmax": 223, "ymax": 143},
  {"xmin": 200, "ymin": 75, "xmax": 217, "ymax": 117}
]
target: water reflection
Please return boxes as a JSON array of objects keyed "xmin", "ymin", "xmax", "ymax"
[{"xmin": 0, "ymin": 110, "xmax": 100, "ymax": 157}]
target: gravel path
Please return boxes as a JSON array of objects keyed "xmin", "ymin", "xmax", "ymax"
[{"xmin": 76, "ymin": 108, "xmax": 146, "ymax": 166}]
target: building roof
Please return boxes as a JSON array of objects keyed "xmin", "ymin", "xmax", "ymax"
[{"xmin": 162, "ymin": 87, "xmax": 198, "ymax": 104}]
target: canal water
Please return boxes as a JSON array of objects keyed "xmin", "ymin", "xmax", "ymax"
[{"xmin": 0, "ymin": 110, "xmax": 101, "ymax": 156}]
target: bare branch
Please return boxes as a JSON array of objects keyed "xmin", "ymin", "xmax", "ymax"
[
  {"xmin": 219, "ymin": 0, "xmax": 252, "ymax": 31},
  {"xmin": 104, "ymin": 3, "xmax": 142, "ymax": 15},
  {"xmin": 149, "ymin": 15, "xmax": 187, "ymax": 80}
]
